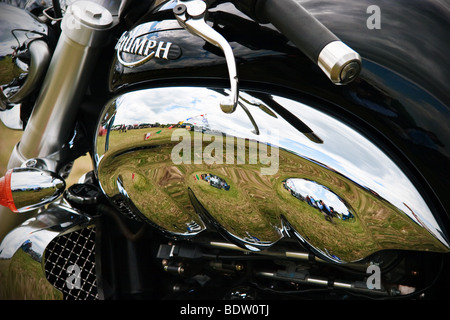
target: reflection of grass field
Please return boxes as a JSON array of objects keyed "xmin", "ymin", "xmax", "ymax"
[
  {"xmin": 276, "ymin": 179, "xmax": 371, "ymax": 260},
  {"xmin": 0, "ymin": 249, "xmax": 62, "ymax": 300},
  {"xmin": 189, "ymin": 169, "xmax": 281, "ymax": 242},
  {"xmin": 0, "ymin": 57, "xmax": 15, "ymax": 92},
  {"xmin": 96, "ymin": 127, "xmax": 174, "ymax": 157},
  {"xmin": 97, "ymin": 127, "xmax": 447, "ymax": 261}
]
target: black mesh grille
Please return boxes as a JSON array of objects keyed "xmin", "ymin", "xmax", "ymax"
[{"xmin": 44, "ymin": 227, "xmax": 99, "ymax": 300}]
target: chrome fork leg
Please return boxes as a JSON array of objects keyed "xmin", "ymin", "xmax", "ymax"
[
  {"xmin": 17, "ymin": 1, "xmax": 114, "ymax": 161},
  {"xmin": 0, "ymin": 1, "xmax": 114, "ymax": 241}
]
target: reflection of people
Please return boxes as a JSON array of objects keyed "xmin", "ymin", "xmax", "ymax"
[
  {"xmin": 329, "ymin": 207, "xmax": 339, "ymax": 219},
  {"xmin": 320, "ymin": 200, "xmax": 331, "ymax": 215},
  {"xmin": 201, "ymin": 173, "xmax": 230, "ymax": 191},
  {"xmin": 285, "ymin": 178, "xmax": 351, "ymax": 223},
  {"xmin": 306, "ymin": 196, "xmax": 316, "ymax": 207},
  {"xmin": 119, "ymin": 124, "xmax": 127, "ymax": 133},
  {"xmin": 342, "ymin": 211, "xmax": 354, "ymax": 221},
  {"xmin": 319, "ymin": 200, "xmax": 335, "ymax": 223},
  {"xmin": 21, "ymin": 239, "xmax": 32, "ymax": 253},
  {"xmin": 317, "ymin": 199, "xmax": 323, "ymax": 210}
]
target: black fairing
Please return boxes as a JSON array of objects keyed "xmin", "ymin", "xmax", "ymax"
[{"xmin": 109, "ymin": 0, "xmax": 450, "ymax": 227}]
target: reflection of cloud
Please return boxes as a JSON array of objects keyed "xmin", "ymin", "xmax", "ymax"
[
  {"xmin": 288, "ymin": 179, "xmax": 349, "ymax": 214},
  {"xmin": 115, "ymin": 88, "xmax": 256, "ymax": 136}
]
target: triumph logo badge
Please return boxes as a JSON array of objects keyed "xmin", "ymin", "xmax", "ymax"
[{"xmin": 116, "ymin": 31, "xmax": 181, "ymax": 68}]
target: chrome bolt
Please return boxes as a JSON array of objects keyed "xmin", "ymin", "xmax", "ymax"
[
  {"xmin": 25, "ymin": 159, "xmax": 37, "ymax": 168},
  {"xmin": 85, "ymin": 5, "xmax": 103, "ymax": 19}
]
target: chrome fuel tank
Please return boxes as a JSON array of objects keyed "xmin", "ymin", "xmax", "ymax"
[
  {"xmin": 94, "ymin": 86, "xmax": 449, "ymax": 263},
  {"xmin": 108, "ymin": 0, "xmax": 450, "ymax": 222}
]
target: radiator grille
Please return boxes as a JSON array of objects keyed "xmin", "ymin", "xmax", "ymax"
[{"xmin": 44, "ymin": 227, "xmax": 99, "ymax": 300}]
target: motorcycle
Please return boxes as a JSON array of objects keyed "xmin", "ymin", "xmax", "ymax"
[{"xmin": 0, "ymin": 0, "xmax": 449, "ymax": 302}]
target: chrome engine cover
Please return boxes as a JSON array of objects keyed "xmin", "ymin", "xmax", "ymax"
[{"xmin": 94, "ymin": 86, "xmax": 449, "ymax": 263}]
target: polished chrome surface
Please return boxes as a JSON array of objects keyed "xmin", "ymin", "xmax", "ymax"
[
  {"xmin": 62, "ymin": 0, "xmax": 113, "ymax": 46},
  {"xmin": 8, "ymin": 40, "xmax": 51, "ymax": 104},
  {"xmin": 94, "ymin": 86, "xmax": 449, "ymax": 263},
  {"xmin": 0, "ymin": 104, "xmax": 22, "ymax": 130},
  {"xmin": 0, "ymin": 203, "xmax": 91, "ymax": 299},
  {"xmin": 0, "ymin": 1, "xmax": 114, "ymax": 242},
  {"xmin": 8, "ymin": 167, "xmax": 66, "ymax": 213},
  {"xmin": 174, "ymin": 0, "xmax": 239, "ymax": 113},
  {"xmin": 0, "ymin": 202, "xmax": 90, "ymax": 259},
  {"xmin": 19, "ymin": 1, "xmax": 113, "ymax": 160},
  {"xmin": 0, "ymin": 167, "xmax": 65, "ymax": 212},
  {"xmin": 0, "ymin": 3, "xmax": 48, "ymax": 110},
  {"xmin": 0, "ymin": 39, "xmax": 51, "ymax": 128},
  {"xmin": 317, "ymin": 40, "xmax": 361, "ymax": 85},
  {"xmin": 283, "ymin": 178, "xmax": 355, "ymax": 222}
]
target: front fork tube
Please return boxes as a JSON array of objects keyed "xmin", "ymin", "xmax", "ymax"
[{"xmin": 0, "ymin": 1, "xmax": 114, "ymax": 241}]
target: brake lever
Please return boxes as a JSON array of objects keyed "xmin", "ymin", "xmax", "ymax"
[{"xmin": 174, "ymin": 0, "xmax": 239, "ymax": 113}]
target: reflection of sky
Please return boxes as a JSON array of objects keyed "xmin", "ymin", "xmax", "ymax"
[
  {"xmin": 10, "ymin": 170, "xmax": 59, "ymax": 190},
  {"xmin": 114, "ymin": 88, "xmax": 257, "ymax": 138},
  {"xmin": 111, "ymin": 87, "xmax": 448, "ymax": 246},
  {"xmin": 287, "ymin": 179, "xmax": 349, "ymax": 215},
  {"xmin": 0, "ymin": 104, "xmax": 22, "ymax": 129}
]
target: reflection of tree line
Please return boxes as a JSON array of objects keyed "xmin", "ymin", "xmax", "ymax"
[
  {"xmin": 112, "ymin": 122, "xmax": 176, "ymax": 132},
  {"xmin": 282, "ymin": 180, "xmax": 354, "ymax": 223}
]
